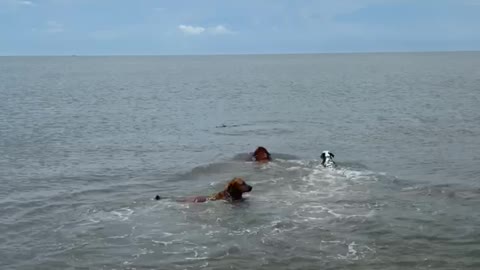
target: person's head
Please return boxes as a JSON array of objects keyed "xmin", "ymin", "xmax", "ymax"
[{"xmin": 253, "ymin": 146, "xmax": 271, "ymax": 162}]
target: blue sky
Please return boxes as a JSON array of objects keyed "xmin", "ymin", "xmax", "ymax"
[{"xmin": 1, "ymin": 0, "xmax": 480, "ymax": 55}]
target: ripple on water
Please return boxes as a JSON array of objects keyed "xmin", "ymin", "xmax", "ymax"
[{"xmin": 0, "ymin": 159, "xmax": 397, "ymax": 269}]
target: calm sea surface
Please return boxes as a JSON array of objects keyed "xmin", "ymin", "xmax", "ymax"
[{"xmin": 1, "ymin": 53, "xmax": 480, "ymax": 269}]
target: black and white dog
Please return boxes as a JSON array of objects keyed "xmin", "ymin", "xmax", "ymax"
[{"xmin": 320, "ymin": 151, "xmax": 336, "ymax": 168}]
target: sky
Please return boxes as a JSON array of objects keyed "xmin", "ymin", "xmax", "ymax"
[{"xmin": 1, "ymin": 0, "xmax": 480, "ymax": 55}]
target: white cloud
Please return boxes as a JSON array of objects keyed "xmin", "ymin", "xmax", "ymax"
[
  {"xmin": 46, "ymin": 20, "xmax": 64, "ymax": 33},
  {"xmin": 178, "ymin": 24, "xmax": 205, "ymax": 35},
  {"xmin": 208, "ymin": 25, "xmax": 232, "ymax": 35},
  {"xmin": 18, "ymin": 0, "xmax": 34, "ymax": 5},
  {"xmin": 178, "ymin": 24, "xmax": 233, "ymax": 35},
  {"xmin": 0, "ymin": 0, "xmax": 36, "ymax": 6}
]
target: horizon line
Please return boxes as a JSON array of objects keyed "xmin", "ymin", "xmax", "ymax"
[{"xmin": 1, "ymin": 49, "xmax": 479, "ymax": 57}]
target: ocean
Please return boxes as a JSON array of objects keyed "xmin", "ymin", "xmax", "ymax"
[{"xmin": 1, "ymin": 52, "xmax": 479, "ymax": 269}]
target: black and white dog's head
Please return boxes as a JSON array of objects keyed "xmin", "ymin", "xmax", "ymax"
[{"xmin": 320, "ymin": 150, "xmax": 336, "ymax": 168}]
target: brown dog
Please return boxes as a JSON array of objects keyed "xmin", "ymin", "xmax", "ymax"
[
  {"xmin": 155, "ymin": 177, "xmax": 252, "ymax": 203},
  {"xmin": 252, "ymin": 146, "xmax": 271, "ymax": 162}
]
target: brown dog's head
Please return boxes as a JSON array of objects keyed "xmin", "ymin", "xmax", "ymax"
[
  {"xmin": 225, "ymin": 177, "xmax": 252, "ymax": 200},
  {"xmin": 252, "ymin": 146, "xmax": 271, "ymax": 162}
]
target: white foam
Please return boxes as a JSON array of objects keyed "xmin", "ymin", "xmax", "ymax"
[
  {"xmin": 185, "ymin": 256, "xmax": 209, "ymax": 260},
  {"xmin": 111, "ymin": 207, "xmax": 134, "ymax": 221},
  {"xmin": 321, "ymin": 240, "xmax": 343, "ymax": 244},
  {"xmin": 205, "ymin": 230, "xmax": 221, "ymax": 236},
  {"xmin": 348, "ymin": 242, "xmax": 358, "ymax": 257},
  {"xmin": 161, "ymin": 250, "xmax": 184, "ymax": 255},
  {"xmin": 228, "ymin": 228, "xmax": 254, "ymax": 236},
  {"xmin": 137, "ymin": 157, "xmax": 382, "ymax": 267},
  {"xmin": 107, "ymin": 234, "xmax": 129, "ymax": 239},
  {"xmin": 152, "ymin": 240, "xmax": 179, "ymax": 246},
  {"xmin": 289, "ymin": 159, "xmax": 310, "ymax": 166},
  {"xmin": 184, "ymin": 246, "xmax": 209, "ymax": 261}
]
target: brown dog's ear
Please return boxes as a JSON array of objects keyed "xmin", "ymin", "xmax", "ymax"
[
  {"xmin": 225, "ymin": 177, "xmax": 238, "ymax": 190},
  {"xmin": 225, "ymin": 178, "xmax": 244, "ymax": 200},
  {"xmin": 320, "ymin": 153, "xmax": 325, "ymax": 159},
  {"xmin": 330, "ymin": 152, "xmax": 335, "ymax": 158},
  {"xmin": 225, "ymin": 181, "xmax": 233, "ymax": 191}
]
